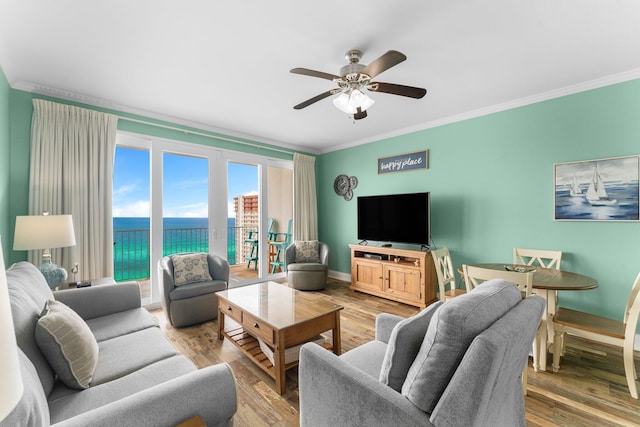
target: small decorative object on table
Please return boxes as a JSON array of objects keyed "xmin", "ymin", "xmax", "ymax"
[{"xmin": 504, "ymin": 264, "xmax": 536, "ymax": 273}]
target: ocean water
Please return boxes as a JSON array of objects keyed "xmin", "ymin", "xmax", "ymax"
[
  {"xmin": 555, "ymin": 182, "xmax": 639, "ymax": 221},
  {"xmin": 113, "ymin": 217, "xmax": 236, "ymax": 281}
]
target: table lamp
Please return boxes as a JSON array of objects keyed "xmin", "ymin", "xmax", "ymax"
[
  {"xmin": 0, "ymin": 236, "xmax": 24, "ymax": 421},
  {"xmin": 13, "ymin": 213, "xmax": 76, "ymax": 289}
]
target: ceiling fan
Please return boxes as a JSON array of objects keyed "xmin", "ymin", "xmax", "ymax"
[{"xmin": 290, "ymin": 49, "xmax": 427, "ymax": 120}]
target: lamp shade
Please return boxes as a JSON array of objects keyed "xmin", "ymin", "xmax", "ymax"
[
  {"xmin": 0, "ymin": 236, "xmax": 24, "ymax": 420},
  {"xmin": 332, "ymin": 89, "xmax": 375, "ymax": 115},
  {"xmin": 13, "ymin": 215, "xmax": 76, "ymax": 250}
]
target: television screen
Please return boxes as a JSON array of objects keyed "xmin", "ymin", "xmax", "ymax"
[{"xmin": 357, "ymin": 192, "xmax": 430, "ymax": 246}]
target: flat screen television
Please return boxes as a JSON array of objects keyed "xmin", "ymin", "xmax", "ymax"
[{"xmin": 357, "ymin": 192, "xmax": 430, "ymax": 246}]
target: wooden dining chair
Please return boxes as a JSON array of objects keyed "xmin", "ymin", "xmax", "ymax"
[
  {"xmin": 463, "ymin": 264, "xmax": 534, "ymax": 297},
  {"xmin": 552, "ymin": 272, "xmax": 640, "ymax": 399},
  {"xmin": 431, "ymin": 247, "xmax": 466, "ymax": 302},
  {"xmin": 462, "ymin": 264, "xmax": 539, "ymax": 394},
  {"xmin": 513, "ymin": 248, "xmax": 562, "ymax": 270}
]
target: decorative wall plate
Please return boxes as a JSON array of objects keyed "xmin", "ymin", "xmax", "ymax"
[{"xmin": 334, "ymin": 174, "xmax": 358, "ymax": 200}]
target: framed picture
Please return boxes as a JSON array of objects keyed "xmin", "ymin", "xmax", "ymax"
[
  {"xmin": 554, "ymin": 155, "xmax": 640, "ymax": 221},
  {"xmin": 378, "ymin": 150, "xmax": 428, "ymax": 174}
]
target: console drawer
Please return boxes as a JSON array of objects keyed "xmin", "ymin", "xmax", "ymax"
[
  {"xmin": 242, "ymin": 312, "xmax": 275, "ymax": 345},
  {"xmin": 220, "ymin": 300, "xmax": 242, "ymax": 323}
]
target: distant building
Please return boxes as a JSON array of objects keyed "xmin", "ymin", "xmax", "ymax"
[{"xmin": 234, "ymin": 194, "xmax": 258, "ymax": 264}]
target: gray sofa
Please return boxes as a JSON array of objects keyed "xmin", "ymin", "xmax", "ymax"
[
  {"xmin": 3, "ymin": 261, "xmax": 237, "ymax": 427},
  {"xmin": 299, "ymin": 279, "xmax": 545, "ymax": 427}
]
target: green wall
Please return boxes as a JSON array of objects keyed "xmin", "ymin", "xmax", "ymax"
[
  {"xmin": 0, "ymin": 66, "xmax": 9, "ymax": 264},
  {"xmin": 318, "ymin": 79, "xmax": 640, "ymax": 320}
]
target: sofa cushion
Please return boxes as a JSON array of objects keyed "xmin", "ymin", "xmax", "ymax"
[
  {"xmin": 294, "ymin": 240, "xmax": 320, "ymax": 263},
  {"xmin": 379, "ymin": 301, "xmax": 443, "ymax": 391},
  {"xmin": 7, "ymin": 261, "xmax": 57, "ymax": 395},
  {"xmin": 91, "ymin": 326, "xmax": 179, "ymax": 386},
  {"xmin": 48, "ymin": 355, "xmax": 196, "ymax": 424},
  {"xmin": 85, "ymin": 308, "xmax": 158, "ymax": 342},
  {"xmin": 286, "ymin": 263, "xmax": 327, "ymax": 272},
  {"xmin": 35, "ymin": 300, "xmax": 99, "ymax": 389},
  {"xmin": 1, "ymin": 348, "xmax": 50, "ymax": 427},
  {"xmin": 402, "ymin": 280, "xmax": 522, "ymax": 413},
  {"xmin": 339, "ymin": 340, "xmax": 388, "ymax": 379},
  {"xmin": 169, "ymin": 280, "xmax": 227, "ymax": 301},
  {"xmin": 170, "ymin": 253, "xmax": 213, "ymax": 286}
]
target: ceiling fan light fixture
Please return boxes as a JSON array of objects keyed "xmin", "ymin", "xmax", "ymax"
[
  {"xmin": 333, "ymin": 91, "xmax": 355, "ymax": 114},
  {"xmin": 352, "ymin": 89, "xmax": 375, "ymax": 111},
  {"xmin": 332, "ymin": 88, "xmax": 375, "ymax": 115}
]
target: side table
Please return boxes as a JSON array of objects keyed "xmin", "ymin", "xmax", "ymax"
[{"xmin": 59, "ymin": 277, "xmax": 116, "ymax": 290}]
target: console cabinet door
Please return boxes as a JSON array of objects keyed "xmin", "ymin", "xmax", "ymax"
[
  {"xmin": 383, "ymin": 265, "xmax": 422, "ymax": 302},
  {"xmin": 352, "ymin": 259, "xmax": 383, "ymax": 292}
]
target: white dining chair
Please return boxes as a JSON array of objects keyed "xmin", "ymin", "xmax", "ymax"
[
  {"xmin": 552, "ymin": 272, "xmax": 640, "ymax": 399},
  {"xmin": 431, "ymin": 247, "xmax": 466, "ymax": 302},
  {"xmin": 513, "ymin": 248, "xmax": 562, "ymax": 270},
  {"xmin": 462, "ymin": 264, "xmax": 540, "ymax": 395},
  {"xmin": 463, "ymin": 264, "xmax": 534, "ymax": 297}
]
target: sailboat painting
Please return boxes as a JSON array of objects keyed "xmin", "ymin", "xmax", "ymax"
[{"xmin": 554, "ymin": 156, "xmax": 639, "ymax": 221}]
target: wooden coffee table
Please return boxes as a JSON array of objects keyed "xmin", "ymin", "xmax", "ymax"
[{"xmin": 217, "ymin": 281, "xmax": 343, "ymax": 394}]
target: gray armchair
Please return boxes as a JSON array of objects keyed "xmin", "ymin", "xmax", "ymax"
[
  {"xmin": 285, "ymin": 242, "xmax": 329, "ymax": 290},
  {"xmin": 158, "ymin": 252, "xmax": 229, "ymax": 327},
  {"xmin": 299, "ymin": 280, "xmax": 546, "ymax": 427}
]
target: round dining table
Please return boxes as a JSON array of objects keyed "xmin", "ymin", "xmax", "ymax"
[{"xmin": 463, "ymin": 263, "xmax": 598, "ymax": 371}]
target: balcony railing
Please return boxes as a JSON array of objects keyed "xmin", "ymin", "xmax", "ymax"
[{"xmin": 113, "ymin": 225, "xmax": 257, "ymax": 281}]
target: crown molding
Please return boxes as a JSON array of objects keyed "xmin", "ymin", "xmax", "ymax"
[
  {"xmin": 11, "ymin": 67, "xmax": 640, "ymax": 157},
  {"xmin": 10, "ymin": 80, "xmax": 320, "ymax": 156},
  {"xmin": 320, "ymin": 68, "xmax": 640, "ymax": 154}
]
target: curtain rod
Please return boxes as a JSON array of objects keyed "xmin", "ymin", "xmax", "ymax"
[{"xmin": 118, "ymin": 116, "xmax": 295, "ymax": 155}]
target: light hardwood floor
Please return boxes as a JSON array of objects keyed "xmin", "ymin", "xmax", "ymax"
[{"xmin": 150, "ymin": 278, "xmax": 640, "ymax": 427}]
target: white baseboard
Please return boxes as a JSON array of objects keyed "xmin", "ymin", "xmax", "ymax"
[{"xmin": 328, "ymin": 270, "xmax": 351, "ymax": 283}]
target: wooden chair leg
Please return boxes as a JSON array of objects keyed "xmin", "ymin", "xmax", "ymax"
[
  {"xmin": 552, "ymin": 330, "xmax": 562, "ymax": 373},
  {"xmin": 623, "ymin": 340, "xmax": 639, "ymax": 399},
  {"xmin": 532, "ymin": 321, "xmax": 544, "ymax": 372},
  {"xmin": 522, "ymin": 366, "xmax": 528, "ymax": 396}
]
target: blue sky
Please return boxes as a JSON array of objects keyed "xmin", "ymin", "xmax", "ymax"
[{"xmin": 112, "ymin": 147, "xmax": 257, "ymax": 218}]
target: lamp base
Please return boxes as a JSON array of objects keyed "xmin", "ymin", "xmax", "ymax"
[{"xmin": 38, "ymin": 258, "xmax": 67, "ymax": 290}]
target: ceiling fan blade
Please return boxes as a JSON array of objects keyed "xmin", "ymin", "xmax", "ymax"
[
  {"xmin": 293, "ymin": 90, "xmax": 338, "ymax": 110},
  {"xmin": 361, "ymin": 50, "xmax": 407, "ymax": 79},
  {"xmin": 368, "ymin": 82, "xmax": 427, "ymax": 99},
  {"xmin": 290, "ymin": 67, "xmax": 340, "ymax": 81}
]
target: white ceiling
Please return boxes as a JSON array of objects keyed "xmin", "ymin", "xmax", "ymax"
[{"xmin": 1, "ymin": 1, "xmax": 640, "ymax": 154}]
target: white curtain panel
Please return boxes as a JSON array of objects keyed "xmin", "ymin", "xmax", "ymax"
[
  {"xmin": 293, "ymin": 153, "xmax": 318, "ymax": 241},
  {"xmin": 28, "ymin": 99, "xmax": 118, "ymax": 280}
]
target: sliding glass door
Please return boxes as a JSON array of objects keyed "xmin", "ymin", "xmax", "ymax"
[{"xmin": 114, "ymin": 132, "xmax": 292, "ymax": 305}]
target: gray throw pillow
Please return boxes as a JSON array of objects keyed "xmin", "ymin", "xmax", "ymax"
[
  {"xmin": 35, "ymin": 300, "xmax": 99, "ymax": 389},
  {"xmin": 171, "ymin": 253, "xmax": 213, "ymax": 286},
  {"xmin": 294, "ymin": 240, "xmax": 320, "ymax": 263},
  {"xmin": 401, "ymin": 280, "xmax": 522, "ymax": 413},
  {"xmin": 379, "ymin": 301, "xmax": 443, "ymax": 391}
]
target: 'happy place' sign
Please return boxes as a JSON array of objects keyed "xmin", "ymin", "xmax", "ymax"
[{"xmin": 377, "ymin": 150, "xmax": 428, "ymax": 174}]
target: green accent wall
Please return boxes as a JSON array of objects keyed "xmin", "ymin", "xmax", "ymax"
[
  {"xmin": 318, "ymin": 79, "xmax": 640, "ymax": 320},
  {"xmin": 0, "ymin": 66, "xmax": 9, "ymax": 263}
]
